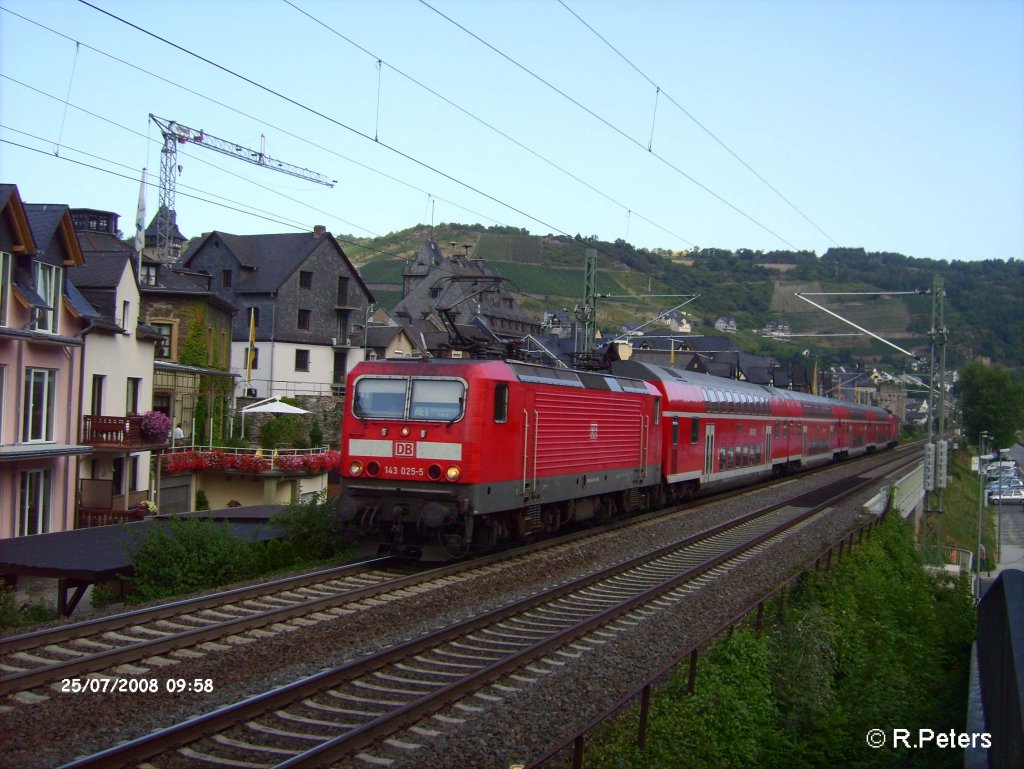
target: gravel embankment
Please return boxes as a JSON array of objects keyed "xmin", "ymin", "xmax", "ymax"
[{"xmin": 0, "ymin": 459, "xmax": 892, "ymax": 769}]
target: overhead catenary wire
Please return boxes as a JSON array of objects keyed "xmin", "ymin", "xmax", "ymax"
[
  {"xmin": 76, "ymin": 0, "xmax": 576, "ymax": 241},
  {"xmin": 418, "ymin": 0, "xmax": 800, "ymax": 249},
  {"xmin": 0, "ymin": 7, "xmax": 517, "ymax": 242},
  {"xmin": 5, "ymin": 2, "xmax": 707, "ymax": 293},
  {"xmin": 280, "ymin": 0, "xmax": 693, "ymax": 247},
  {"xmin": 556, "ymin": 0, "xmax": 839, "ymax": 246}
]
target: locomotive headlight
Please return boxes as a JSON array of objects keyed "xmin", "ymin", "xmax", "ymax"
[
  {"xmin": 445, "ymin": 465, "xmax": 461, "ymax": 482},
  {"xmin": 400, "ymin": 426, "xmax": 411, "ymax": 437},
  {"xmin": 348, "ymin": 460, "xmax": 364, "ymax": 476}
]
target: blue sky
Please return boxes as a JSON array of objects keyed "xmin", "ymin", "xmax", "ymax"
[{"xmin": 1, "ymin": 0, "xmax": 1021, "ymax": 263}]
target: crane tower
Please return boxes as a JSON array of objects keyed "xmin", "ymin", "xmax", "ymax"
[{"xmin": 149, "ymin": 114, "xmax": 335, "ymax": 263}]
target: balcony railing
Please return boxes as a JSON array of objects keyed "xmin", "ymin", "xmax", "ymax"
[
  {"xmin": 162, "ymin": 446, "xmax": 340, "ymax": 476},
  {"xmin": 82, "ymin": 415, "xmax": 172, "ymax": 450}
]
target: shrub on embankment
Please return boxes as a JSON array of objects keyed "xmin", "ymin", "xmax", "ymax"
[
  {"xmin": 587, "ymin": 514, "xmax": 976, "ymax": 769},
  {"xmin": 122, "ymin": 494, "xmax": 351, "ymax": 604}
]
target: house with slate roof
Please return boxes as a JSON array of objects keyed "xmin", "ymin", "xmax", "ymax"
[
  {"xmin": 142, "ymin": 205, "xmax": 187, "ymax": 265},
  {"xmin": 0, "ymin": 185, "xmax": 92, "ymax": 538},
  {"xmin": 391, "ymin": 240, "xmax": 541, "ymax": 349},
  {"xmin": 179, "ymin": 225, "xmax": 373, "ymax": 399}
]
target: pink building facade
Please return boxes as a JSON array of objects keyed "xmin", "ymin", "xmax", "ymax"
[{"xmin": 0, "ymin": 185, "xmax": 90, "ymax": 538}]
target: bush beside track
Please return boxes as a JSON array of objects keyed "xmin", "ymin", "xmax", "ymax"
[{"xmin": 585, "ymin": 514, "xmax": 975, "ymax": 769}]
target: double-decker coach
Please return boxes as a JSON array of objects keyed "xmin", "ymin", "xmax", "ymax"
[{"xmin": 611, "ymin": 360, "xmax": 899, "ymax": 503}]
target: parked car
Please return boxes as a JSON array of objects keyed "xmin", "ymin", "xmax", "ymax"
[
  {"xmin": 987, "ymin": 478, "xmax": 1023, "ymax": 493},
  {"xmin": 989, "ymin": 487, "xmax": 1024, "ymax": 505}
]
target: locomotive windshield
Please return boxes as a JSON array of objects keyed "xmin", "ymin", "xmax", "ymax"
[{"xmin": 353, "ymin": 376, "xmax": 465, "ymax": 422}]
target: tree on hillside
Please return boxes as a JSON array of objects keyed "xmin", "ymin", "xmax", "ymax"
[{"xmin": 957, "ymin": 361, "xmax": 1024, "ymax": 448}]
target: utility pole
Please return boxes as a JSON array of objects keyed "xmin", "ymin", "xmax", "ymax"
[
  {"xmin": 149, "ymin": 114, "xmax": 335, "ymax": 262},
  {"xmin": 923, "ymin": 275, "xmax": 948, "ymax": 563},
  {"xmin": 576, "ymin": 248, "xmax": 597, "ymax": 355}
]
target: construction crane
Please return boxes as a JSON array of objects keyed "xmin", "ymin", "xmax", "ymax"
[{"xmin": 149, "ymin": 114, "xmax": 336, "ymax": 262}]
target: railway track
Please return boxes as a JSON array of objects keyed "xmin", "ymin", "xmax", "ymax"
[
  {"xmin": 1, "ymin": 445, "xmax": 917, "ymax": 709},
  {"xmin": 58, "ymin": 450, "xmax": 915, "ymax": 769},
  {"xmin": 0, "ymin": 558, "xmax": 410, "ymax": 699}
]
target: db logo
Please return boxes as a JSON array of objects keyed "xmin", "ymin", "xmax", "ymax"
[{"xmin": 394, "ymin": 441, "xmax": 415, "ymax": 457}]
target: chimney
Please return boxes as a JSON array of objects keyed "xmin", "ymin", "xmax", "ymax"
[{"xmin": 313, "ymin": 225, "xmax": 326, "ymax": 239}]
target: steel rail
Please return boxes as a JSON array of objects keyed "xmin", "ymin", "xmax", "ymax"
[
  {"xmin": 526, "ymin": 452, "xmax": 920, "ymax": 768},
  {"xmin": 58, "ymin": 458, "xmax": 908, "ymax": 769},
  {"xmin": 0, "ymin": 556, "xmax": 395, "ymax": 655}
]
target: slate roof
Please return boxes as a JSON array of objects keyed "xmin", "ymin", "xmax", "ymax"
[
  {"xmin": 63, "ymin": 278, "xmax": 122, "ymax": 333},
  {"xmin": 391, "ymin": 240, "xmax": 539, "ymax": 333},
  {"xmin": 628, "ymin": 349, "xmax": 708, "ymax": 373},
  {"xmin": 0, "ymin": 184, "xmax": 16, "ymax": 210},
  {"xmin": 75, "ymin": 230, "xmax": 133, "ymax": 256},
  {"xmin": 708, "ymin": 350, "xmax": 776, "ymax": 385},
  {"xmin": 144, "ymin": 205, "xmax": 185, "ymax": 243},
  {"xmin": 676, "ymin": 336, "xmax": 738, "ymax": 354},
  {"xmin": 23, "ymin": 203, "xmax": 70, "ymax": 254},
  {"xmin": 70, "ymin": 251, "xmax": 132, "ymax": 289},
  {"xmin": 180, "ymin": 230, "xmax": 371, "ymax": 298}
]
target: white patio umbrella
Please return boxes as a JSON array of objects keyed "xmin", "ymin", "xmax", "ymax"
[
  {"xmin": 241, "ymin": 398, "xmax": 309, "ymax": 415},
  {"xmin": 239, "ymin": 397, "xmax": 309, "ymax": 438}
]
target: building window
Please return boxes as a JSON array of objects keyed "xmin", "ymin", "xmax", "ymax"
[
  {"xmin": 18, "ymin": 469, "xmax": 52, "ymax": 536},
  {"xmin": 152, "ymin": 322, "xmax": 173, "ymax": 359},
  {"xmin": 245, "ymin": 346, "xmax": 259, "ymax": 371},
  {"xmin": 129, "ymin": 455, "xmax": 140, "ymax": 492},
  {"xmin": 0, "ymin": 251, "xmax": 10, "ymax": 327},
  {"xmin": 299, "ymin": 270, "xmax": 313, "ymax": 289},
  {"xmin": 298, "ymin": 309, "xmax": 311, "ymax": 330},
  {"xmin": 222, "ymin": 269, "xmax": 232, "ymax": 288},
  {"xmin": 22, "ymin": 368, "xmax": 57, "ymax": 442},
  {"xmin": 127, "ymin": 377, "xmax": 141, "ymax": 415},
  {"xmin": 337, "ymin": 276, "xmax": 349, "ymax": 305},
  {"xmin": 247, "ymin": 307, "xmax": 260, "ymax": 327},
  {"xmin": 122, "ymin": 300, "xmax": 130, "ymax": 329},
  {"xmin": 91, "ymin": 374, "xmax": 105, "ymax": 416},
  {"xmin": 153, "ymin": 392, "xmax": 171, "ymax": 417},
  {"xmin": 33, "ymin": 261, "xmax": 62, "ymax": 333},
  {"xmin": 140, "ymin": 263, "xmax": 158, "ymax": 286},
  {"xmin": 336, "ymin": 311, "xmax": 349, "ymax": 345},
  {"xmin": 295, "ymin": 349, "xmax": 310, "ymax": 372}
]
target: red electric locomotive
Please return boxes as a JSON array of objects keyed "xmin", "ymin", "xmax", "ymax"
[{"xmin": 339, "ymin": 358, "xmax": 663, "ymax": 559}]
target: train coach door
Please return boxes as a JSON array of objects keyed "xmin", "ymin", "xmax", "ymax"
[
  {"xmin": 703, "ymin": 425, "xmax": 715, "ymax": 481},
  {"xmin": 764, "ymin": 425, "xmax": 771, "ymax": 467}
]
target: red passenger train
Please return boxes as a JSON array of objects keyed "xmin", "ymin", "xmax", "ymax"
[{"xmin": 338, "ymin": 357, "xmax": 900, "ymax": 559}]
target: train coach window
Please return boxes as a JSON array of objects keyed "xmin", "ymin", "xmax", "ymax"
[
  {"xmin": 410, "ymin": 378, "xmax": 465, "ymax": 421},
  {"xmin": 493, "ymin": 383, "xmax": 509, "ymax": 424},
  {"xmin": 701, "ymin": 387, "xmax": 710, "ymax": 412},
  {"xmin": 708, "ymin": 389, "xmax": 718, "ymax": 413},
  {"xmin": 672, "ymin": 418, "xmax": 679, "ymax": 446},
  {"xmin": 691, "ymin": 417, "xmax": 700, "ymax": 445}
]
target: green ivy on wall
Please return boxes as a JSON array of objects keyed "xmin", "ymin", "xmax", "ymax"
[{"xmin": 179, "ymin": 303, "xmax": 209, "ymax": 367}]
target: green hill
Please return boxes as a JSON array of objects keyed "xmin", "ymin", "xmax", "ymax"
[{"xmin": 339, "ymin": 226, "xmax": 1024, "ymax": 370}]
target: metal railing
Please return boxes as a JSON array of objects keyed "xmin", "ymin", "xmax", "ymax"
[
  {"xmin": 162, "ymin": 445, "xmax": 338, "ymax": 475},
  {"xmin": 976, "ymin": 569, "xmax": 1024, "ymax": 769}
]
